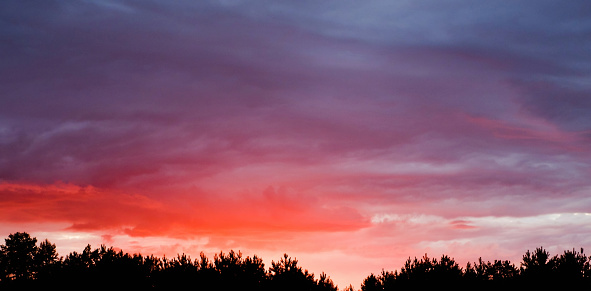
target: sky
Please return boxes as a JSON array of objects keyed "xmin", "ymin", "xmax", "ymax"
[{"xmin": 1, "ymin": 0, "xmax": 591, "ymax": 288}]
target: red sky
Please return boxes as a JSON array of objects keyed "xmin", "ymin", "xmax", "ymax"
[{"xmin": 1, "ymin": 1, "xmax": 591, "ymax": 288}]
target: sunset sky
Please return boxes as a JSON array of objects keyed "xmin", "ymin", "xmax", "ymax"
[{"xmin": 1, "ymin": 0, "xmax": 591, "ymax": 288}]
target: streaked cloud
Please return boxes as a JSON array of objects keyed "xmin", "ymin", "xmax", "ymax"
[{"xmin": 1, "ymin": 0, "xmax": 590, "ymax": 288}]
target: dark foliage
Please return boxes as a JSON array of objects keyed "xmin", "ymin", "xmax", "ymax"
[
  {"xmin": 0, "ymin": 232, "xmax": 336, "ymax": 291},
  {"xmin": 361, "ymin": 248, "xmax": 591, "ymax": 291},
  {"xmin": 2, "ymin": 232, "xmax": 591, "ymax": 291}
]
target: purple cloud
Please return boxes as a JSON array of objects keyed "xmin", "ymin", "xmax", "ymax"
[{"xmin": 1, "ymin": 1, "xmax": 591, "ymax": 287}]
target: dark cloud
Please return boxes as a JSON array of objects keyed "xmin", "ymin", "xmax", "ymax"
[
  {"xmin": 513, "ymin": 79, "xmax": 591, "ymax": 132},
  {"xmin": 2, "ymin": 4, "xmax": 591, "ymax": 288},
  {"xmin": 1, "ymin": 0, "xmax": 590, "ymax": 234}
]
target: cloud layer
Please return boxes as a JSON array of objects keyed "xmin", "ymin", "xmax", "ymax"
[{"xmin": 1, "ymin": 0, "xmax": 591, "ymax": 288}]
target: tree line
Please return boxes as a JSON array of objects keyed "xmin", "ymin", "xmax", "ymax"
[
  {"xmin": 1, "ymin": 232, "xmax": 590, "ymax": 290},
  {"xmin": 361, "ymin": 248, "xmax": 591, "ymax": 290},
  {"xmin": 0, "ymin": 232, "xmax": 338, "ymax": 291}
]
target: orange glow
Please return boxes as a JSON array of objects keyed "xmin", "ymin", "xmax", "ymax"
[{"xmin": 0, "ymin": 182, "xmax": 369, "ymax": 239}]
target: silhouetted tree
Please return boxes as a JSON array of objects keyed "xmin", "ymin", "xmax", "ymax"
[
  {"xmin": 214, "ymin": 250, "xmax": 242, "ymax": 289},
  {"xmin": 550, "ymin": 248, "xmax": 590, "ymax": 287},
  {"xmin": 433, "ymin": 254, "xmax": 463, "ymax": 281},
  {"xmin": 194, "ymin": 251, "xmax": 219, "ymax": 290},
  {"xmin": 212, "ymin": 250, "xmax": 267, "ymax": 290},
  {"xmin": 60, "ymin": 244, "xmax": 98, "ymax": 288},
  {"xmin": 5, "ymin": 231, "xmax": 591, "ymax": 291},
  {"xmin": 463, "ymin": 258, "xmax": 487, "ymax": 281},
  {"xmin": 395, "ymin": 254, "xmax": 462, "ymax": 288},
  {"xmin": 33, "ymin": 239, "xmax": 59, "ymax": 283},
  {"xmin": 360, "ymin": 273, "xmax": 381, "ymax": 291},
  {"xmin": 0, "ymin": 232, "xmax": 38, "ymax": 281},
  {"xmin": 153, "ymin": 253, "xmax": 198, "ymax": 290},
  {"xmin": 268, "ymin": 254, "xmax": 316, "ymax": 291},
  {"xmin": 521, "ymin": 247, "xmax": 550, "ymax": 275},
  {"xmin": 486, "ymin": 260, "xmax": 518, "ymax": 281},
  {"xmin": 91, "ymin": 245, "xmax": 151, "ymax": 288},
  {"xmin": 520, "ymin": 246, "xmax": 552, "ymax": 287},
  {"xmin": 241, "ymin": 254, "xmax": 267, "ymax": 290},
  {"xmin": 317, "ymin": 272, "xmax": 338, "ymax": 291}
]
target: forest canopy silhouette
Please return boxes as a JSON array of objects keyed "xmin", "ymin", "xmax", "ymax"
[{"xmin": 1, "ymin": 232, "xmax": 590, "ymax": 290}]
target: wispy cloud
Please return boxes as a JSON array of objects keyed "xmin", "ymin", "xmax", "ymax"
[{"xmin": 1, "ymin": 0, "xmax": 590, "ymax": 288}]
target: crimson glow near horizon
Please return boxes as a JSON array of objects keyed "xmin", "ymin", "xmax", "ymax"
[{"xmin": 1, "ymin": 0, "xmax": 591, "ymax": 288}]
